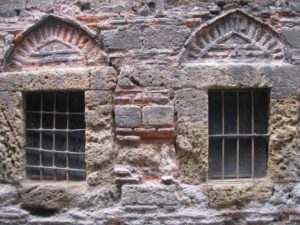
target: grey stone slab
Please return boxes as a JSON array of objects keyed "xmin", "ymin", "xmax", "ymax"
[
  {"xmin": 121, "ymin": 184, "xmax": 178, "ymax": 206},
  {"xmin": 143, "ymin": 25, "xmax": 190, "ymax": 50},
  {"xmin": 173, "ymin": 64, "xmax": 300, "ymax": 99},
  {"xmin": 283, "ymin": 28, "xmax": 300, "ymax": 48},
  {"xmin": 118, "ymin": 65, "xmax": 171, "ymax": 87},
  {"xmin": 102, "ymin": 28, "xmax": 143, "ymax": 51},
  {"xmin": 115, "ymin": 105, "xmax": 142, "ymax": 127},
  {"xmin": 143, "ymin": 105, "xmax": 174, "ymax": 126},
  {"xmin": 175, "ymin": 89, "xmax": 207, "ymax": 121},
  {"xmin": 0, "ymin": 0, "xmax": 26, "ymax": 16}
]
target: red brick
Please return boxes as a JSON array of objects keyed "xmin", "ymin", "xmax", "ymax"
[
  {"xmin": 115, "ymin": 127, "xmax": 133, "ymax": 135},
  {"xmin": 116, "ymin": 135, "xmax": 141, "ymax": 143},
  {"xmin": 114, "ymin": 96, "xmax": 131, "ymax": 104},
  {"xmin": 157, "ymin": 128, "xmax": 175, "ymax": 136},
  {"xmin": 134, "ymin": 128, "xmax": 156, "ymax": 137}
]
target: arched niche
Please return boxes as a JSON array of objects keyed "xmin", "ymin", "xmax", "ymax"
[
  {"xmin": 3, "ymin": 15, "xmax": 108, "ymax": 72},
  {"xmin": 180, "ymin": 10, "xmax": 285, "ymax": 64}
]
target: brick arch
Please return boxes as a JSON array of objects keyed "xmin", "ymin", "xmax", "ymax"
[
  {"xmin": 180, "ymin": 10, "xmax": 285, "ymax": 64},
  {"xmin": 3, "ymin": 15, "xmax": 108, "ymax": 72}
]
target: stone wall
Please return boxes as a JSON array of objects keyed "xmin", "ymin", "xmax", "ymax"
[{"xmin": 0, "ymin": 0, "xmax": 300, "ymax": 224}]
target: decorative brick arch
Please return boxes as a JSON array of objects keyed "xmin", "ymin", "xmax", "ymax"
[
  {"xmin": 180, "ymin": 10, "xmax": 285, "ymax": 63},
  {"xmin": 3, "ymin": 15, "xmax": 108, "ymax": 71}
]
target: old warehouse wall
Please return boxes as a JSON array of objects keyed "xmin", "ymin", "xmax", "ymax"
[{"xmin": 0, "ymin": 0, "xmax": 300, "ymax": 224}]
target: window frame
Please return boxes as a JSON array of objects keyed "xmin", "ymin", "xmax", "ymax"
[
  {"xmin": 208, "ymin": 88, "xmax": 270, "ymax": 180},
  {"xmin": 24, "ymin": 91, "xmax": 86, "ymax": 181}
]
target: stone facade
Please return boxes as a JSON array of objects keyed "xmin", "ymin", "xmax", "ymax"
[{"xmin": 0, "ymin": 0, "xmax": 300, "ymax": 224}]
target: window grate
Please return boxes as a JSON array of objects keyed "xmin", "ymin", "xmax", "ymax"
[
  {"xmin": 208, "ymin": 89, "xmax": 269, "ymax": 179},
  {"xmin": 25, "ymin": 92, "xmax": 86, "ymax": 181}
]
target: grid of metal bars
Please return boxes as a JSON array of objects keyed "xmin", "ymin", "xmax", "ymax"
[
  {"xmin": 208, "ymin": 89, "xmax": 269, "ymax": 179},
  {"xmin": 25, "ymin": 91, "xmax": 86, "ymax": 181}
]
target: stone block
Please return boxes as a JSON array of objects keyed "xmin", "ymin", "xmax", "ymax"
[
  {"xmin": 26, "ymin": 0, "xmax": 56, "ymax": 8},
  {"xmin": 118, "ymin": 65, "xmax": 171, "ymax": 87},
  {"xmin": 0, "ymin": 184, "xmax": 18, "ymax": 207},
  {"xmin": 20, "ymin": 186, "xmax": 69, "ymax": 210},
  {"xmin": 89, "ymin": 66, "xmax": 117, "ymax": 90},
  {"xmin": 21, "ymin": 68, "xmax": 90, "ymax": 91},
  {"xmin": 115, "ymin": 105, "xmax": 142, "ymax": 127},
  {"xmin": 0, "ymin": 0, "xmax": 26, "ymax": 16},
  {"xmin": 117, "ymin": 144, "xmax": 161, "ymax": 169},
  {"xmin": 0, "ymin": 91, "xmax": 24, "ymax": 184},
  {"xmin": 85, "ymin": 130, "xmax": 114, "ymax": 171},
  {"xmin": 85, "ymin": 90, "xmax": 112, "ymax": 106},
  {"xmin": 175, "ymin": 89, "xmax": 207, "ymax": 122},
  {"xmin": 0, "ymin": 73, "xmax": 22, "ymax": 91},
  {"xmin": 85, "ymin": 105, "xmax": 112, "ymax": 129},
  {"xmin": 143, "ymin": 25, "xmax": 190, "ymax": 50},
  {"xmin": 113, "ymin": 165, "xmax": 132, "ymax": 177},
  {"xmin": 86, "ymin": 169, "xmax": 113, "ymax": 186},
  {"xmin": 0, "ymin": 207, "xmax": 28, "ymax": 225},
  {"xmin": 173, "ymin": 64, "xmax": 300, "ymax": 100},
  {"xmin": 283, "ymin": 28, "xmax": 300, "ymax": 48},
  {"xmin": 143, "ymin": 105, "xmax": 174, "ymax": 126},
  {"xmin": 161, "ymin": 176, "xmax": 176, "ymax": 185},
  {"xmin": 121, "ymin": 184, "xmax": 178, "ymax": 206},
  {"xmin": 102, "ymin": 28, "xmax": 143, "ymax": 50}
]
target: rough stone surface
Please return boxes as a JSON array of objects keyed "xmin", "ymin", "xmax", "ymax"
[
  {"xmin": 102, "ymin": 28, "xmax": 143, "ymax": 51},
  {"xmin": 85, "ymin": 89, "xmax": 115, "ymax": 186},
  {"xmin": 0, "ymin": 91, "xmax": 23, "ymax": 184},
  {"xmin": 269, "ymin": 98, "xmax": 300, "ymax": 183},
  {"xmin": 143, "ymin": 25, "xmax": 190, "ymax": 50},
  {"xmin": 121, "ymin": 183, "xmax": 178, "ymax": 206},
  {"xmin": 115, "ymin": 105, "xmax": 142, "ymax": 127},
  {"xmin": 0, "ymin": 184, "xmax": 18, "ymax": 207},
  {"xmin": 117, "ymin": 144, "xmax": 161, "ymax": 173},
  {"xmin": 283, "ymin": 28, "xmax": 300, "ymax": 48},
  {"xmin": 118, "ymin": 65, "xmax": 171, "ymax": 87},
  {"xmin": 89, "ymin": 67, "xmax": 117, "ymax": 90},
  {"xmin": 143, "ymin": 105, "xmax": 174, "ymax": 126},
  {"xmin": 20, "ymin": 185, "xmax": 69, "ymax": 210}
]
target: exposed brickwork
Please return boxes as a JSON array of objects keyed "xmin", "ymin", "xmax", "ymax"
[
  {"xmin": 3, "ymin": 15, "xmax": 107, "ymax": 71},
  {"xmin": 182, "ymin": 10, "xmax": 285, "ymax": 63},
  {"xmin": 114, "ymin": 87, "xmax": 175, "ymax": 142}
]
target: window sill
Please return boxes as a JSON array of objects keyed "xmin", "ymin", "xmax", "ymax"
[
  {"xmin": 21, "ymin": 179, "xmax": 87, "ymax": 189},
  {"xmin": 205, "ymin": 177, "xmax": 271, "ymax": 187}
]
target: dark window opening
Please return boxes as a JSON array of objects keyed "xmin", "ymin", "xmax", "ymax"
[
  {"xmin": 208, "ymin": 89, "xmax": 269, "ymax": 179},
  {"xmin": 25, "ymin": 91, "xmax": 86, "ymax": 181}
]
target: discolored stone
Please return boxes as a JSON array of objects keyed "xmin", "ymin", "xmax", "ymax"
[
  {"xmin": 121, "ymin": 184, "xmax": 178, "ymax": 206},
  {"xmin": 115, "ymin": 105, "xmax": 142, "ymax": 127},
  {"xmin": 143, "ymin": 105, "xmax": 174, "ymax": 126},
  {"xmin": 102, "ymin": 28, "xmax": 143, "ymax": 50},
  {"xmin": 89, "ymin": 67, "xmax": 117, "ymax": 90},
  {"xmin": 20, "ymin": 186, "xmax": 69, "ymax": 210},
  {"xmin": 283, "ymin": 28, "xmax": 300, "ymax": 48}
]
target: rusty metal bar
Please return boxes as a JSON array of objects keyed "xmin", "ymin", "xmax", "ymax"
[
  {"xmin": 221, "ymin": 90, "xmax": 225, "ymax": 180},
  {"xmin": 251, "ymin": 90, "xmax": 255, "ymax": 178},
  {"xmin": 236, "ymin": 91, "xmax": 239, "ymax": 179}
]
